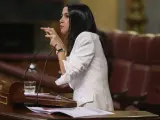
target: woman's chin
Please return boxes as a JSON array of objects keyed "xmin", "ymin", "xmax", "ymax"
[{"xmin": 60, "ymin": 30, "xmax": 68, "ymax": 36}]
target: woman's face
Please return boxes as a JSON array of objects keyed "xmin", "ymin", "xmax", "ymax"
[{"xmin": 59, "ymin": 7, "xmax": 70, "ymax": 35}]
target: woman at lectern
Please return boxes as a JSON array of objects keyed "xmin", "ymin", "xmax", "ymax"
[{"xmin": 41, "ymin": 3, "xmax": 114, "ymax": 111}]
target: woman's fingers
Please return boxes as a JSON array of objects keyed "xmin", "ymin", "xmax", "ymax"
[
  {"xmin": 41, "ymin": 27, "xmax": 64, "ymax": 49},
  {"xmin": 45, "ymin": 34, "xmax": 56, "ymax": 39},
  {"xmin": 40, "ymin": 27, "xmax": 49, "ymax": 32},
  {"xmin": 45, "ymin": 34, "xmax": 51, "ymax": 38},
  {"xmin": 41, "ymin": 27, "xmax": 56, "ymax": 35},
  {"xmin": 48, "ymin": 28, "xmax": 56, "ymax": 35}
]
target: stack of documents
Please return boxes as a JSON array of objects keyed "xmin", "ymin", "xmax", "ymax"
[{"xmin": 27, "ymin": 106, "xmax": 114, "ymax": 118}]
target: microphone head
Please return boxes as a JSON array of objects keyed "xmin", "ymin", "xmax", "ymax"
[
  {"xmin": 28, "ymin": 63, "xmax": 37, "ymax": 72},
  {"xmin": 29, "ymin": 63, "xmax": 36, "ymax": 69}
]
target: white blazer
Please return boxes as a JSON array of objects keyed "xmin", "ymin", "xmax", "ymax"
[{"xmin": 55, "ymin": 31, "xmax": 114, "ymax": 111}]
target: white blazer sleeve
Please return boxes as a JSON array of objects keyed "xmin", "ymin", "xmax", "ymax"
[{"xmin": 55, "ymin": 32, "xmax": 95, "ymax": 86}]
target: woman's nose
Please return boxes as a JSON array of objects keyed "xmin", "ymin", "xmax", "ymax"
[{"xmin": 59, "ymin": 17, "xmax": 63, "ymax": 23}]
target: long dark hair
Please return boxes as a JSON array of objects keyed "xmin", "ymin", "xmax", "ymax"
[{"xmin": 66, "ymin": 4, "xmax": 108, "ymax": 60}]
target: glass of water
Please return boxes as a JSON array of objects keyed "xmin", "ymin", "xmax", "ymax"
[{"xmin": 24, "ymin": 81, "xmax": 36, "ymax": 94}]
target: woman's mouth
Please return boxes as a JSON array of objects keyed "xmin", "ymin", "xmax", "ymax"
[{"xmin": 60, "ymin": 25, "xmax": 64, "ymax": 29}]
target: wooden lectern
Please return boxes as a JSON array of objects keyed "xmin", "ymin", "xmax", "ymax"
[{"xmin": 0, "ymin": 61, "xmax": 76, "ymax": 113}]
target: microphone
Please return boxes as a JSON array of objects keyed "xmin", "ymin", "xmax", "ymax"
[
  {"xmin": 35, "ymin": 48, "xmax": 54, "ymax": 106},
  {"xmin": 21, "ymin": 45, "xmax": 48, "ymax": 82}
]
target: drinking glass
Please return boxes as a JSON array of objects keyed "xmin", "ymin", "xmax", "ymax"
[{"xmin": 24, "ymin": 81, "xmax": 36, "ymax": 94}]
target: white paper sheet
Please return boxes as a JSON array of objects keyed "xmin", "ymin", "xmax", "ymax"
[{"xmin": 27, "ymin": 106, "xmax": 114, "ymax": 118}]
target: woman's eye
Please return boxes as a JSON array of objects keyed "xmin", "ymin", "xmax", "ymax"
[
  {"xmin": 65, "ymin": 14, "xmax": 69, "ymax": 18},
  {"xmin": 60, "ymin": 13, "xmax": 69, "ymax": 18}
]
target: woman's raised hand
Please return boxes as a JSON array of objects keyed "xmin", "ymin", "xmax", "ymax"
[{"xmin": 41, "ymin": 27, "xmax": 65, "ymax": 50}]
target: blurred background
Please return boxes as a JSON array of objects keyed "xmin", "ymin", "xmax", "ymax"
[{"xmin": 0, "ymin": 0, "xmax": 159, "ymax": 53}]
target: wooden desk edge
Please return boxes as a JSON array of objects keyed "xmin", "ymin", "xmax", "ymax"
[{"xmin": 0, "ymin": 111, "xmax": 159, "ymax": 120}]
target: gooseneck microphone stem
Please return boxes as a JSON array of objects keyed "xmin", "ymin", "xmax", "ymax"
[{"xmin": 36, "ymin": 48, "xmax": 54, "ymax": 105}]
